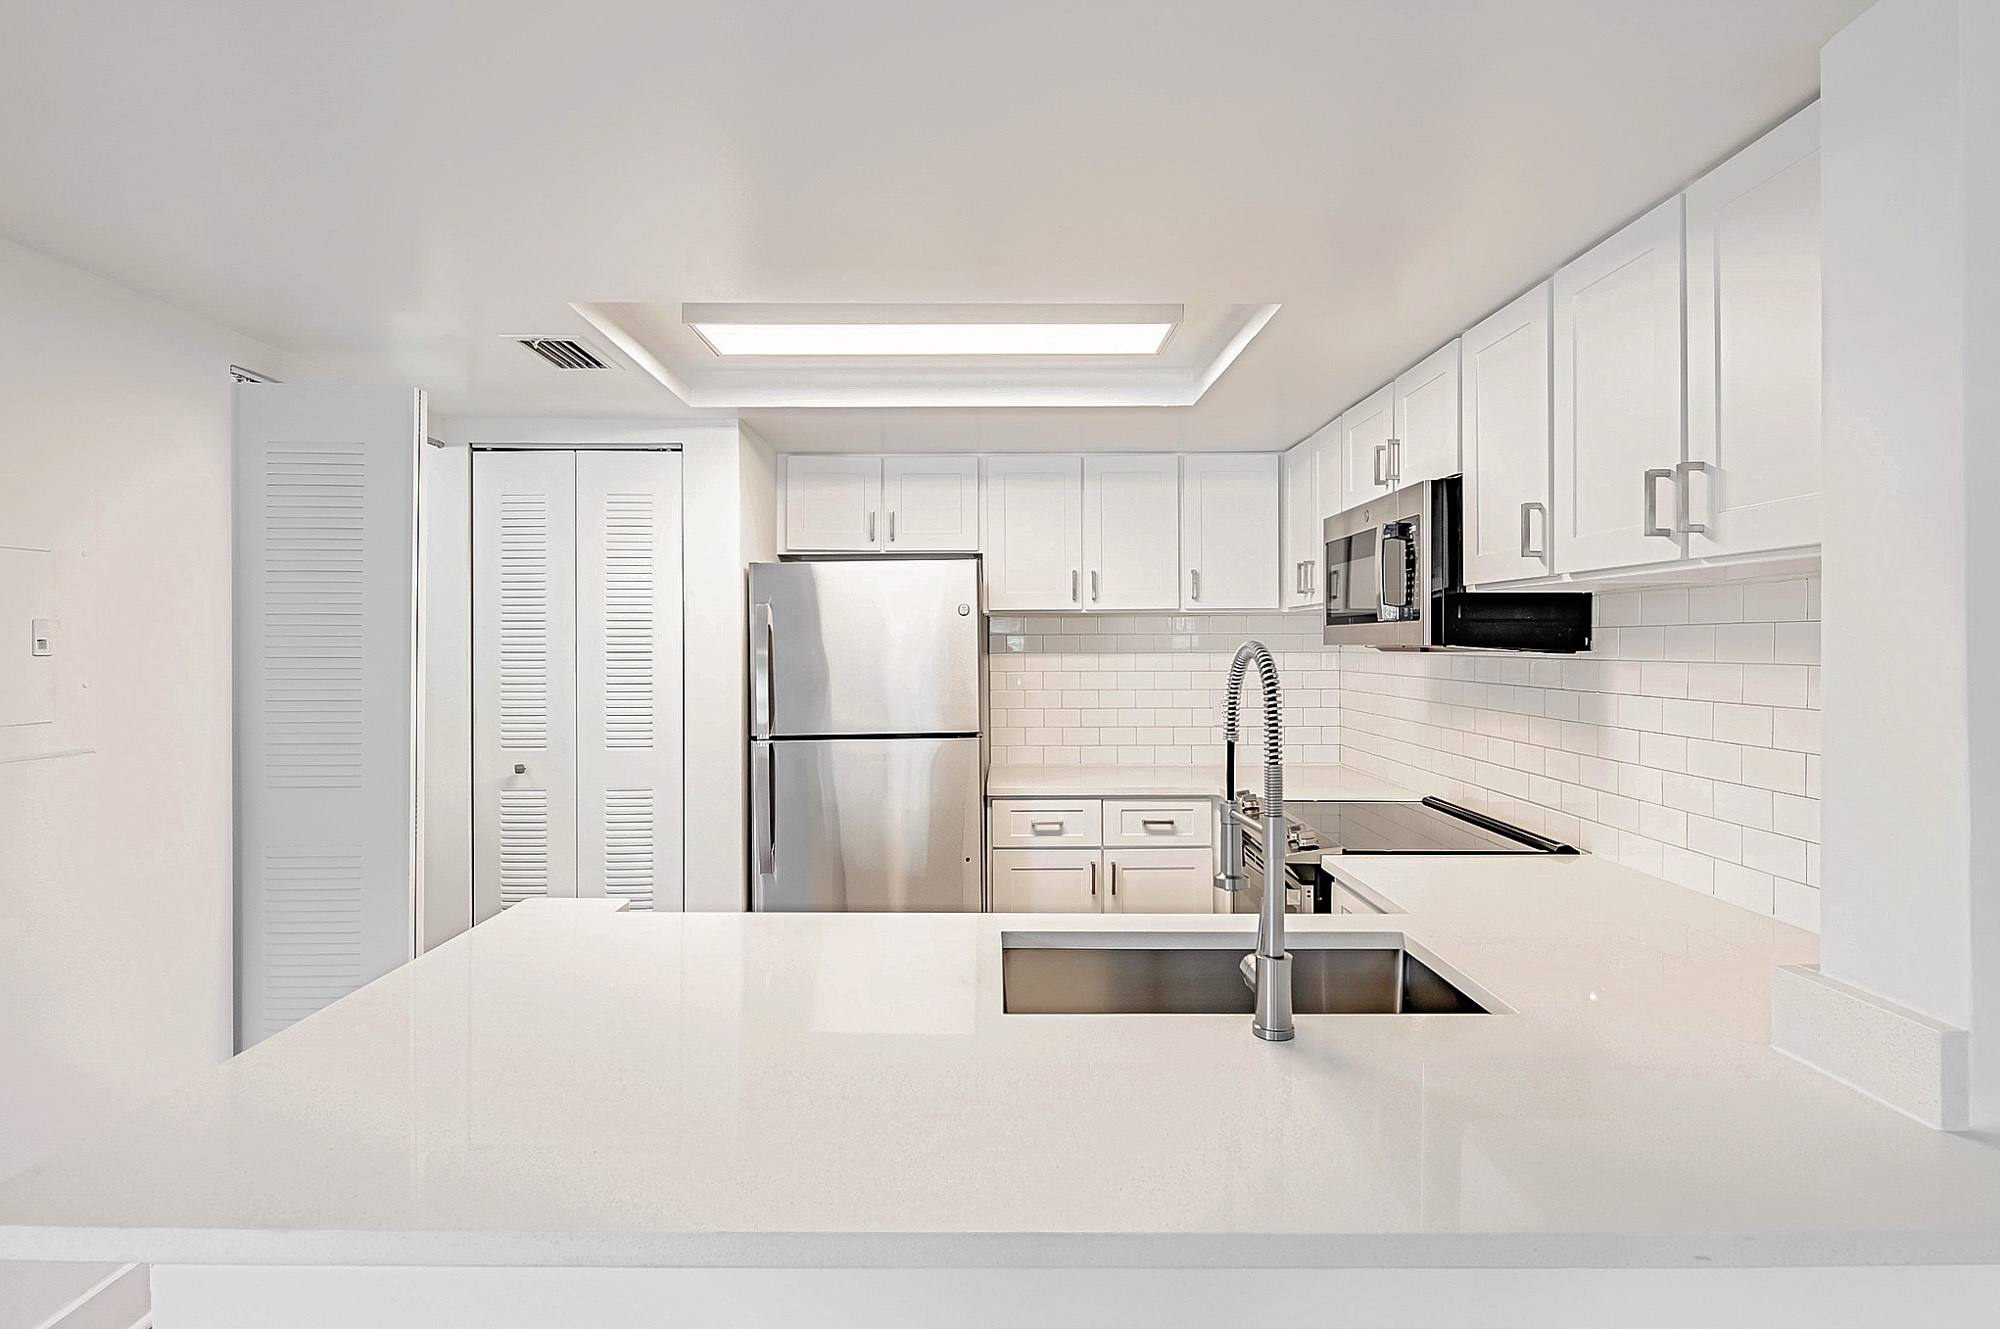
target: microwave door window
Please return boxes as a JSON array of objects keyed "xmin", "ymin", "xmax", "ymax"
[{"xmin": 1326, "ymin": 534, "xmax": 1382, "ymax": 622}]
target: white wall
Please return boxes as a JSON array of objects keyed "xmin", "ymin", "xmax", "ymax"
[
  {"xmin": 1817, "ymin": 0, "xmax": 2000, "ymax": 1127},
  {"xmin": 0, "ymin": 235, "xmax": 313, "ymax": 1323},
  {"xmin": 682, "ymin": 422, "xmax": 775, "ymax": 911}
]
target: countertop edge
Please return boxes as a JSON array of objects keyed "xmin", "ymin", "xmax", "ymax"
[{"xmin": 8, "ymin": 1226, "xmax": 1998, "ymax": 1270}]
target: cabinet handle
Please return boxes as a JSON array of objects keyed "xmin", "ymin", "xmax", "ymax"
[
  {"xmin": 1642, "ymin": 469, "xmax": 1674, "ymax": 539},
  {"xmin": 1071, "ymin": 569, "xmax": 1080, "ymax": 603},
  {"xmin": 1373, "ymin": 445, "xmax": 1388, "ymax": 487},
  {"xmin": 1387, "ymin": 437, "xmax": 1402, "ymax": 486},
  {"xmin": 1090, "ymin": 570, "xmax": 1099, "ymax": 602},
  {"xmin": 1676, "ymin": 461, "xmax": 1713, "ymax": 535},
  {"xmin": 1109, "ymin": 862, "xmax": 1118, "ymax": 896},
  {"xmin": 1090, "ymin": 860, "xmax": 1097, "ymax": 896},
  {"xmin": 1519, "ymin": 502, "xmax": 1548, "ymax": 562},
  {"xmin": 868, "ymin": 511, "xmax": 877, "ymax": 543},
  {"xmin": 1189, "ymin": 568, "xmax": 1200, "ymax": 601},
  {"xmin": 888, "ymin": 510, "xmax": 897, "ymax": 543},
  {"xmin": 1030, "ymin": 820, "xmax": 1064, "ymax": 834},
  {"xmin": 1141, "ymin": 818, "xmax": 1177, "ymax": 831},
  {"xmin": 1305, "ymin": 559, "xmax": 1316, "ymax": 599}
]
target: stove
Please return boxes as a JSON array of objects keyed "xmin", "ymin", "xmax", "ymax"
[{"xmin": 1232, "ymin": 795, "xmax": 1575, "ymax": 915}]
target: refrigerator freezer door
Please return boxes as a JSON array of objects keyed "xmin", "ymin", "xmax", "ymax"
[
  {"xmin": 750, "ymin": 559, "xmax": 981, "ymax": 737},
  {"xmin": 753, "ymin": 737, "xmax": 982, "ymax": 911}
]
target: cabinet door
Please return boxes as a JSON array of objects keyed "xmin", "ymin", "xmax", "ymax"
[
  {"xmin": 883, "ymin": 455, "xmax": 979, "ymax": 551},
  {"xmin": 1280, "ymin": 441, "xmax": 1319, "ymax": 610},
  {"xmin": 1462, "ymin": 282, "xmax": 1554, "ymax": 585},
  {"xmin": 1553, "ymin": 195, "xmax": 1686, "ymax": 573},
  {"xmin": 1342, "ymin": 384, "xmax": 1396, "ymax": 503},
  {"xmin": 1180, "ymin": 453, "xmax": 1280, "ymax": 610},
  {"xmin": 983, "ymin": 455, "xmax": 1084, "ymax": 611},
  {"xmin": 785, "ymin": 455, "xmax": 882, "ymax": 551},
  {"xmin": 1104, "ymin": 847, "xmax": 1215, "ymax": 914},
  {"xmin": 1685, "ymin": 102, "xmax": 1821, "ymax": 558},
  {"xmin": 990, "ymin": 849, "xmax": 1102, "ymax": 912},
  {"xmin": 1082, "ymin": 454, "xmax": 1180, "ymax": 610},
  {"xmin": 1392, "ymin": 339, "xmax": 1461, "ymax": 485},
  {"xmin": 1311, "ymin": 415, "xmax": 1344, "ymax": 525}
]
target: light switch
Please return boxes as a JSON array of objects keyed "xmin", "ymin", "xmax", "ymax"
[{"xmin": 31, "ymin": 617, "xmax": 54, "ymax": 657}]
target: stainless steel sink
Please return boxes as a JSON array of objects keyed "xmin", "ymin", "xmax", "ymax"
[{"xmin": 1001, "ymin": 931, "xmax": 1497, "ymax": 1016}]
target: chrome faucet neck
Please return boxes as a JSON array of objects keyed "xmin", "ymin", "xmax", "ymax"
[{"xmin": 1219, "ymin": 640, "xmax": 1293, "ymax": 1043}]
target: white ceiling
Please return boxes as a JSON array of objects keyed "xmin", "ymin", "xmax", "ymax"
[{"xmin": 0, "ymin": 0, "xmax": 1868, "ymax": 454}]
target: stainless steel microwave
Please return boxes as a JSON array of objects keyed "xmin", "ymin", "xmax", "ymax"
[{"xmin": 1323, "ymin": 476, "xmax": 1593, "ymax": 652}]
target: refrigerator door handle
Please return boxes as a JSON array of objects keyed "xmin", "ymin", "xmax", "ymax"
[
  {"xmin": 750, "ymin": 601, "xmax": 775, "ymax": 738},
  {"xmin": 752, "ymin": 744, "xmax": 777, "ymax": 876}
]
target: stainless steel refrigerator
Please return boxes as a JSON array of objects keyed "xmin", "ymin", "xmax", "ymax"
[{"xmin": 749, "ymin": 557, "xmax": 984, "ymax": 911}]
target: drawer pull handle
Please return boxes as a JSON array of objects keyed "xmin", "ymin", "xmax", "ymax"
[
  {"xmin": 1140, "ymin": 818, "xmax": 1177, "ymax": 830},
  {"xmin": 1030, "ymin": 820, "xmax": 1065, "ymax": 834}
]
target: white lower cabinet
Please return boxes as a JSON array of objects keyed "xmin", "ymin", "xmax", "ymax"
[
  {"xmin": 990, "ymin": 848, "xmax": 1102, "ymax": 912},
  {"xmin": 1104, "ymin": 847, "xmax": 1215, "ymax": 913},
  {"xmin": 988, "ymin": 797, "xmax": 1215, "ymax": 913}
]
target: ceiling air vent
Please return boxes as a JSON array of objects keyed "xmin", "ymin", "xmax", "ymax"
[{"xmin": 516, "ymin": 337, "xmax": 613, "ymax": 370}]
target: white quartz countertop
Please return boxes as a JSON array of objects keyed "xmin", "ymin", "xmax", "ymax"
[
  {"xmin": 986, "ymin": 763, "xmax": 1418, "ymax": 800},
  {"xmin": 6, "ymin": 860, "xmax": 2000, "ymax": 1270}
]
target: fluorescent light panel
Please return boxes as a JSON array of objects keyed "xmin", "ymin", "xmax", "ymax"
[{"xmin": 682, "ymin": 303, "xmax": 1182, "ymax": 358}]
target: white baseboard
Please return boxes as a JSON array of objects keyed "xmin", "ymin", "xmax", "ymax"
[{"xmin": 1772, "ymin": 964, "xmax": 1969, "ymax": 1130}]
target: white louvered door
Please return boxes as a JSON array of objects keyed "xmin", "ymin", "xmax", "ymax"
[
  {"xmin": 234, "ymin": 384, "xmax": 423, "ymax": 1048},
  {"xmin": 472, "ymin": 450, "xmax": 683, "ymax": 922},
  {"xmin": 575, "ymin": 451, "xmax": 683, "ymax": 913},
  {"xmin": 473, "ymin": 451, "xmax": 579, "ymax": 920}
]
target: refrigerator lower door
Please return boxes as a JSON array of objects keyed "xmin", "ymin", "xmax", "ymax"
[{"xmin": 753, "ymin": 736, "xmax": 982, "ymax": 912}]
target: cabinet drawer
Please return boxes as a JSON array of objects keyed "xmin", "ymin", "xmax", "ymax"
[
  {"xmin": 989, "ymin": 798, "xmax": 1102, "ymax": 849},
  {"xmin": 1101, "ymin": 798, "xmax": 1212, "ymax": 848},
  {"xmin": 990, "ymin": 849, "xmax": 1102, "ymax": 913}
]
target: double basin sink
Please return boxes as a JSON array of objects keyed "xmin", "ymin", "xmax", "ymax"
[{"xmin": 1002, "ymin": 931, "xmax": 1498, "ymax": 1016}]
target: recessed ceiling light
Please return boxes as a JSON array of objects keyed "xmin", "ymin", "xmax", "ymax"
[{"xmin": 682, "ymin": 303, "xmax": 1180, "ymax": 357}]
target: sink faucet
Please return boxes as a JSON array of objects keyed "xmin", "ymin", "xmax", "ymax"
[{"xmin": 1214, "ymin": 640, "xmax": 1292, "ymax": 1042}]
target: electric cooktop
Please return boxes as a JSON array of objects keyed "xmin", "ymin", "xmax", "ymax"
[{"xmin": 1236, "ymin": 795, "xmax": 1577, "ymax": 855}]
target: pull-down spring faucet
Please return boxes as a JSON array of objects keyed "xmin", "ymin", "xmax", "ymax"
[{"xmin": 1214, "ymin": 640, "xmax": 1292, "ymax": 1042}]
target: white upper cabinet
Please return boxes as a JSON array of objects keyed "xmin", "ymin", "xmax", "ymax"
[
  {"xmin": 984, "ymin": 455, "xmax": 1085, "ymax": 611},
  {"xmin": 1392, "ymin": 339, "xmax": 1462, "ymax": 485},
  {"xmin": 882, "ymin": 455, "xmax": 979, "ymax": 551},
  {"xmin": 1180, "ymin": 453, "xmax": 1280, "ymax": 610},
  {"xmin": 1341, "ymin": 384, "xmax": 1396, "ymax": 504},
  {"xmin": 1462, "ymin": 283, "xmax": 1554, "ymax": 585},
  {"xmin": 1281, "ymin": 435, "xmax": 1323, "ymax": 610},
  {"xmin": 1082, "ymin": 454, "xmax": 1180, "ymax": 611},
  {"xmin": 1314, "ymin": 412, "xmax": 1345, "ymax": 519},
  {"xmin": 784, "ymin": 455, "xmax": 884, "ymax": 551},
  {"xmin": 1685, "ymin": 102, "xmax": 1822, "ymax": 559},
  {"xmin": 1552, "ymin": 195, "xmax": 1687, "ymax": 573}
]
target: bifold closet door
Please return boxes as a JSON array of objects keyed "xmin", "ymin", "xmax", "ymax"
[
  {"xmin": 574, "ymin": 451, "xmax": 683, "ymax": 913},
  {"xmin": 473, "ymin": 451, "xmax": 579, "ymax": 920}
]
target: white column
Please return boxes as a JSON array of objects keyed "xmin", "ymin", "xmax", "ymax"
[{"xmin": 1776, "ymin": 0, "xmax": 2000, "ymax": 1130}]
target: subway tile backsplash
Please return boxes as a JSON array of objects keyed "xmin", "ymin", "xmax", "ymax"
[
  {"xmin": 987, "ymin": 614, "xmax": 1342, "ymax": 769},
  {"xmin": 1337, "ymin": 573, "xmax": 1823, "ymax": 932},
  {"xmin": 986, "ymin": 572, "xmax": 1824, "ymax": 933}
]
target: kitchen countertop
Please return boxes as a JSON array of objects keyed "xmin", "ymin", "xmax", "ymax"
[
  {"xmin": 6, "ymin": 859, "xmax": 2000, "ymax": 1270},
  {"xmin": 986, "ymin": 763, "xmax": 1419, "ymax": 800}
]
